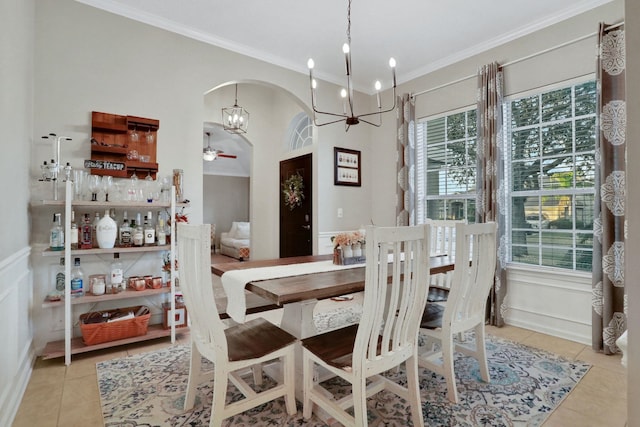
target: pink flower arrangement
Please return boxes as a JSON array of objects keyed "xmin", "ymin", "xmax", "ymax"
[{"xmin": 331, "ymin": 231, "xmax": 365, "ymax": 248}]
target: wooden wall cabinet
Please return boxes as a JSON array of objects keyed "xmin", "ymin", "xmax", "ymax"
[{"xmin": 90, "ymin": 111, "xmax": 159, "ymax": 179}]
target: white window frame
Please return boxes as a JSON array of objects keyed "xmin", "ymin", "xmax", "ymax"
[
  {"xmin": 416, "ymin": 105, "xmax": 477, "ymax": 224},
  {"xmin": 503, "ymin": 75, "xmax": 596, "ymax": 271}
]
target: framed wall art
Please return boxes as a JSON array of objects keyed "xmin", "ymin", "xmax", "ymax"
[{"xmin": 334, "ymin": 147, "xmax": 361, "ymax": 186}]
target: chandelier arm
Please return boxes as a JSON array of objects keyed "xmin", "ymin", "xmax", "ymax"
[
  {"xmin": 313, "ymin": 117, "xmax": 350, "ymax": 127},
  {"xmin": 351, "ymin": 87, "xmax": 397, "ymax": 119},
  {"xmin": 311, "ymin": 105, "xmax": 349, "ymax": 119},
  {"xmin": 357, "ymin": 117, "xmax": 382, "ymax": 127}
]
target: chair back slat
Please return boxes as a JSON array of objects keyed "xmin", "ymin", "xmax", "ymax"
[
  {"xmin": 444, "ymin": 222, "xmax": 497, "ymax": 331},
  {"xmin": 427, "ymin": 219, "xmax": 466, "ymax": 289},
  {"xmin": 178, "ymin": 223, "xmax": 229, "ymax": 360},
  {"xmin": 356, "ymin": 225, "xmax": 431, "ymax": 371}
]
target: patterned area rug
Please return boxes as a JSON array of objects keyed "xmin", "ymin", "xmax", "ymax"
[{"xmin": 98, "ymin": 311, "xmax": 590, "ymax": 426}]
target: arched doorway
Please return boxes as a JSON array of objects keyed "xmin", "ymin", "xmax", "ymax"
[{"xmin": 203, "ymin": 82, "xmax": 314, "ymax": 259}]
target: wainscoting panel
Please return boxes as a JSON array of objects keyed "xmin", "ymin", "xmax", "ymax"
[
  {"xmin": 504, "ymin": 265, "xmax": 592, "ymax": 345},
  {"xmin": 0, "ymin": 247, "xmax": 33, "ymax": 427}
]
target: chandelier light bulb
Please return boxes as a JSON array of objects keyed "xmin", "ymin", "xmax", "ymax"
[
  {"xmin": 307, "ymin": 58, "xmax": 315, "ymax": 69},
  {"xmin": 375, "ymin": 81, "xmax": 382, "ymax": 91},
  {"xmin": 342, "ymin": 43, "xmax": 350, "ymax": 54},
  {"xmin": 340, "ymin": 88, "xmax": 347, "ymax": 98},
  {"xmin": 389, "ymin": 58, "xmax": 396, "ymax": 68}
]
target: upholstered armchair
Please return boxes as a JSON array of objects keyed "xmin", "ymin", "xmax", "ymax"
[{"xmin": 219, "ymin": 221, "xmax": 250, "ymax": 259}]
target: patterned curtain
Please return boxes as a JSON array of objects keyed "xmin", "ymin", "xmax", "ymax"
[
  {"xmin": 396, "ymin": 94, "xmax": 416, "ymax": 226},
  {"xmin": 592, "ymin": 23, "xmax": 626, "ymax": 354},
  {"xmin": 476, "ymin": 62, "xmax": 508, "ymax": 327}
]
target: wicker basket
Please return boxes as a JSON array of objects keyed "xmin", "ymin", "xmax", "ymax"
[{"xmin": 79, "ymin": 305, "xmax": 150, "ymax": 346}]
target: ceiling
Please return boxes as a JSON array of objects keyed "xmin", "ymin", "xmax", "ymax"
[
  {"xmin": 78, "ymin": 0, "xmax": 612, "ymax": 93},
  {"xmin": 202, "ymin": 122, "xmax": 251, "ymax": 178}
]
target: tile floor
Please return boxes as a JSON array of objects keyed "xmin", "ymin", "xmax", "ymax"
[{"xmin": 12, "ymin": 285, "xmax": 628, "ymax": 426}]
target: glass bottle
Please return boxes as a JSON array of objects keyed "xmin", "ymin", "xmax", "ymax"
[
  {"xmin": 49, "ymin": 213, "xmax": 64, "ymax": 251},
  {"xmin": 110, "ymin": 253, "xmax": 124, "ymax": 292},
  {"xmin": 144, "ymin": 211, "xmax": 155, "ymax": 245},
  {"xmin": 156, "ymin": 215, "xmax": 167, "ymax": 245},
  {"xmin": 132, "ymin": 213, "xmax": 144, "ymax": 247},
  {"xmin": 70, "ymin": 210, "xmax": 78, "ymax": 250},
  {"xmin": 119, "ymin": 211, "xmax": 132, "ymax": 247},
  {"xmin": 70, "ymin": 257, "xmax": 84, "ymax": 297},
  {"xmin": 80, "ymin": 213, "xmax": 93, "ymax": 249},
  {"xmin": 55, "ymin": 257, "xmax": 65, "ymax": 292},
  {"xmin": 91, "ymin": 212, "xmax": 100, "ymax": 247},
  {"xmin": 97, "ymin": 209, "xmax": 118, "ymax": 249}
]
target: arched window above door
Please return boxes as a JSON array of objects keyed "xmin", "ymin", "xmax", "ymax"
[{"xmin": 286, "ymin": 113, "xmax": 313, "ymax": 151}]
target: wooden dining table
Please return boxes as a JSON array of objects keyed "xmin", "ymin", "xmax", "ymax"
[
  {"xmin": 212, "ymin": 253, "xmax": 455, "ymax": 339},
  {"xmin": 212, "ymin": 253, "xmax": 455, "ymax": 422}
]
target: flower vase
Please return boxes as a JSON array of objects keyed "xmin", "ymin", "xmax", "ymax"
[
  {"xmin": 341, "ymin": 244, "xmax": 353, "ymax": 259},
  {"xmin": 333, "ymin": 247, "xmax": 342, "ymax": 265},
  {"xmin": 352, "ymin": 243, "xmax": 362, "ymax": 258}
]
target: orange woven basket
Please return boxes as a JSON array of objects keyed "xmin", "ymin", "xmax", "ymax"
[{"xmin": 79, "ymin": 305, "xmax": 150, "ymax": 346}]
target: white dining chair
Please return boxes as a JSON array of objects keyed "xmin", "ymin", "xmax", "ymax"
[
  {"xmin": 177, "ymin": 223, "xmax": 297, "ymax": 427},
  {"xmin": 426, "ymin": 219, "xmax": 466, "ymax": 303},
  {"xmin": 418, "ymin": 222, "xmax": 497, "ymax": 403},
  {"xmin": 301, "ymin": 224, "xmax": 431, "ymax": 427}
]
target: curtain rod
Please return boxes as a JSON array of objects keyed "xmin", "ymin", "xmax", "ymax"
[{"xmin": 411, "ymin": 21, "xmax": 624, "ymax": 100}]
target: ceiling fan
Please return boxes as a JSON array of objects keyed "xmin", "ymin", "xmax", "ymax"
[{"xmin": 203, "ymin": 131, "xmax": 238, "ymax": 161}]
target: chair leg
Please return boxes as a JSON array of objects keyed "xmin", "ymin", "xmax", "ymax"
[
  {"xmin": 283, "ymin": 349, "xmax": 297, "ymax": 415},
  {"xmin": 475, "ymin": 324, "xmax": 490, "ymax": 382},
  {"xmin": 405, "ymin": 355, "xmax": 425, "ymax": 427},
  {"xmin": 442, "ymin": 337, "xmax": 459, "ymax": 403},
  {"xmin": 210, "ymin": 365, "xmax": 228, "ymax": 427},
  {"xmin": 352, "ymin": 376, "xmax": 368, "ymax": 427},
  {"xmin": 184, "ymin": 341, "xmax": 201, "ymax": 410},
  {"xmin": 251, "ymin": 364, "xmax": 263, "ymax": 386},
  {"xmin": 302, "ymin": 351, "xmax": 314, "ymax": 420}
]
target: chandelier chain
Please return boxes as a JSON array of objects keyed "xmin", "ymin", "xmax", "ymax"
[{"xmin": 346, "ymin": 0, "xmax": 351, "ymax": 45}]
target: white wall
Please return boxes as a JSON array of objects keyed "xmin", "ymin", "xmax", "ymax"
[
  {"xmin": 203, "ymin": 174, "xmax": 250, "ymax": 247},
  {"xmin": 0, "ymin": 0, "xmax": 35, "ymax": 424}
]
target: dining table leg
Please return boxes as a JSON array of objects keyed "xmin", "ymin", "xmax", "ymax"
[{"xmin": 279, "ymin": 299, "xmax": 319, "ymax": 339}]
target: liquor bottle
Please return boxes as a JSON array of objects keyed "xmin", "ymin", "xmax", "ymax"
[
  {"xmin": 49, "ymin": 213, "xmax": 64, "ymax": 251},
  {"xmin": 70, "ymin": 257, "xmax": 84, "ymax": 297},
  {"xmin": 132, "ymin": 213, "xmax": 144, "ymax": 247},
  {"xmin": 156, "ymin": 215, "xmax": 167, "ymax": 245},
  {"xmin": 119, "ymin": 211, "xmax": 132, "ymax": 247},
  {"xmin": 70, "ymin": 210, "xmax": 78, "ymax": 250},
  {"xmin": 55, "ymin": 257, "xmax": 65, "ymax": 292},
  {"xmin": 80, "ymin": 213, "xmax": 93, "ymax": 249},
  {"xmin": 91, "ymin": 212, "xmax": 100, "ymax": 247},
  {"xmin": 144, "ymin": 211, "xmax": 155, "ymax": 246},
  {"xmin": 97, "ymin": 209, "xmax": 118, "ymax": 249},
  {"xmin": 110, "ymin": 253, "xmax": 124, "ymax": 291}
]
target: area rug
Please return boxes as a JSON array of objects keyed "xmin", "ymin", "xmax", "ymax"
[{"xmin": 98, "ymin": 324, "xmax": 590, "ymax": 426}]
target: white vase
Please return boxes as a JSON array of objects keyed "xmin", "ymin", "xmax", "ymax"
[
  {"xmin": 352, "ymin": 243, "xmax": 362, "ymax": 258},
  {"xmin": 97, "ymin": 210, "xmax": 117, "ymax": 249},
  {"xmin": 342, "ymin": 244, "xmax": 353, "ymax": 258}
]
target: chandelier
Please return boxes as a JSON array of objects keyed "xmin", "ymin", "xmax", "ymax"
[
  {"xmin": 222, "ymin": 84, "xmax": 249, "ymax": 134},
  {"xmin": 307, "ymin": 0, "xmax": 396, "ymax": 131}
]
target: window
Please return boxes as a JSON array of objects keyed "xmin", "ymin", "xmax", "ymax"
[
  {"xmin": 286, "ymin": 112, "xmax": 313, "ymax": 151},
  {"xmin": 417, "ymin": 108, "xmax": 477, "ymax": 223},
  {"xmin": 505, "ymin": 79, "xmax": 596, "ymax": 271}
]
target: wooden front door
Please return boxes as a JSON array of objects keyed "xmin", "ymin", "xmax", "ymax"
[{"xmin": 280, "ymin": 154, "xmax": 312, "ymax": 258}]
